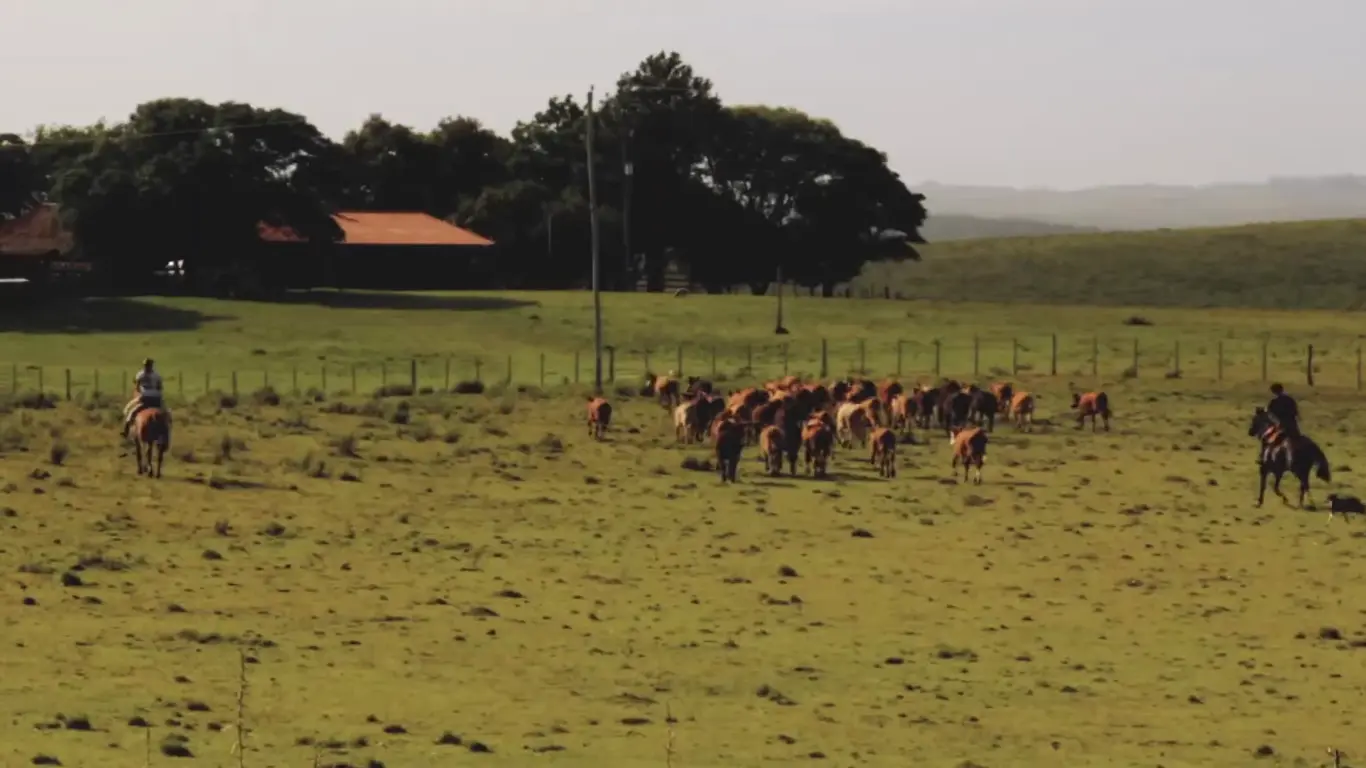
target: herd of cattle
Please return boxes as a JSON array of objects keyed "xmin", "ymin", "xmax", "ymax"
[{"xmin": 585, "ymin": 373, "xmax": 1114, "ymax": 485}]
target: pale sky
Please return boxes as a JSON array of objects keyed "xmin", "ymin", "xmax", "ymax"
[{"xmin": 4, "ymin": 0, "xmax": 1363, "ymax": 189}]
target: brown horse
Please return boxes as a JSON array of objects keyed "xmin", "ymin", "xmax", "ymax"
[{"xmin": 133, "ymin": 407, "xmax": 170, "ymax": 478}]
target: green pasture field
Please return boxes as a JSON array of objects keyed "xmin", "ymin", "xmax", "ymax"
[
  {"xmin": 2, "ymin": 290, "xmax": 1366, "ymax": 398},
  {"xmin": 2, "ymin": 291, "xmax": 1366, "ymax": 767},
  {"xmin": 858, "ymin": 217, "xmax": 1366, "ymax": 310}
]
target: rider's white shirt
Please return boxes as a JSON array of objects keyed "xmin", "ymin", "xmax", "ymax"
[{"xmin": 135, "ymin": 370, "xmax": 163, "ymax": 399}]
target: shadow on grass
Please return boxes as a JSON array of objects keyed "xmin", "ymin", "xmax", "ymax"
[
  {"xmin": 0, "ymin": 298, "xmax": 231, "ymax": 334},
  {"xmin": 274, "ymin": 290, "xmax": 540, "ymax": 312}
]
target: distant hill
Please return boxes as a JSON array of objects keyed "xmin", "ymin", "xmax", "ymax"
[
  {"xmin": 917, "ymin": 176, "xmax": 1366, "ymax": 230},
  {"xmin": 857, "ymin": 218, "xmax": 1366, "ymax": 310},
  {"xmin": 921, "ymin": 214, "xmax": 1100, "ymax": 241}
]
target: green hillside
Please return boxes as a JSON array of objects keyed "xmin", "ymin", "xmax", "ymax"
[
  {"xmin": 920, "ymin": 213, "xmax": 1101, "ymax": 241},
  {"xmin": 866, "ymin": 218, "xmax": 1366, "ymax": 310}
]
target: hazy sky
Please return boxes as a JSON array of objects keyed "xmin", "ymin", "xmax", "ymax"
[{"xmin": 4, "ymin": 0, "xmax": 1363, "ymax": 189}]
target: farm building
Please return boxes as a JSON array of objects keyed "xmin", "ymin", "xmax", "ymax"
[
  {"xmin": 258, "ymin": 211, "xmax": 496, "ymax": 291},
  {"xmin": 0, "ymin": 203, "xmax": 88, "ymax": 281}
]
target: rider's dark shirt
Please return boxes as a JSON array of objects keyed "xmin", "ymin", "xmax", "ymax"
[{"xmin": 1267, "ymin": 393, "xmax": 1300, "ymax": 435}]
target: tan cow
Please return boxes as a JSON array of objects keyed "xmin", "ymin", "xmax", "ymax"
[
  {"xmin": 1071, "ymin": 391, "xmax": 1112, "ymax": 432},
  {"xmin": 869, "ymin": 426, "xmax": 897, "ymax": 478},
  {"xmin": 835, "ymin": 401, "xmax": 871, "ymax": 449},
  {"xmin": 950, "ymin": 425, "xmax": 987, "ymax": 484},
  {"xmin": 759, "ymin": 425, "xmax": 786, "ymax": 476},
  {"xmin": 1009, "ymin": 391, "xmax": 1036, "ymax": 432},
  {"xmin": 802, "ymin": 416, "xmax": 834, "ymax": 477}
]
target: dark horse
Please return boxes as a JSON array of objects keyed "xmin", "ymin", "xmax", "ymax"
[
  {"xmin": 1248, "ymin": 407, "xmax": 1330, "ymax": 508},
  {"xmin": 133, "ymin": 408, "xmax": 170, "ymax": 478}
]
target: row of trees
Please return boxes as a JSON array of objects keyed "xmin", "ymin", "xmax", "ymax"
[{"xmin": 0, "ymin": 52, "xmax": 927, "ymax": 294}]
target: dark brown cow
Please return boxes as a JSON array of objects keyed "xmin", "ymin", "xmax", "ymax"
[
  {"xmin": 645, "ymin": 373, "xmax": 681, "ymax": 410},
  {"xmin": 1071, "ymin": 391, "xmax": 1112, "ymax": 432},
  {"xmin": 967, "ymin": 385, "xmax": 999, "ymax": 431},
  {"xmin": 715, "ymin": 418, "xmax": 745, "ymax": 483},
  {"xmin": 991, "ymin": 382, "xmax": 1014, "ymax": 415}
]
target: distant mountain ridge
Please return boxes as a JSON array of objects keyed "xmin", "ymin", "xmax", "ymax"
[
  {"xmin": 916, "ymin": 175, "xmax": 1366, "ymax": 230},
  {"xmin": 920, "ymin": 214, "xmax": 1099, "ymax": 241}
]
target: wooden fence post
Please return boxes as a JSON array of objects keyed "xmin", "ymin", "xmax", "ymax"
[
  {"xmin": 1131, "ymin": 339, "xmax": 1139, "ymax": 376},
  {"xmin": 231, "ymin": 371, "xmax": 238, "ymax": 397},
  {"xmin": 1174, "ymin": 341, "xmax": 1181, "ymax": 378},
  {"xmin": 321, "ymin": 366, "xmax": 327, "ymax": 394},
  {"xmin": 37, "ymin": 367, "xmax": 43, "ymax": 394},
  {"xmin": 608, "ymin": 347, "xmax": 616, "ymax": 382},
  {"xmin": 203, "ymin": 371, "xmax": 209, "ymax": 395},
  {"xmin": 381, "ymin": 361, "xmax": 387, "ymax": 387},
  {"xmin": 896, "ymin": 340, "xmax": 903, "ymax": 376},
  {"xmin": 746, "ymin": 344, "xmax": 753, "ymax": 374},
  {"xmin": 94, "ymin": 369, "xmax": 100, "ymax": 396},
  {"xmin": 505, "ymin": 354, "xmax": 512, "ymax": 385},
  {"xmin": 820, "ymin": 339, "xmax": 828, "ymax": 378},
  {"xmin": 178, "ymin": 371, "xmax": 183, "ymax": 396},
  {"xmin": 676, "ymin": 344, "xmax": 684, "ymax": 377},
  {"xmin": 1261, "ymin": 339, "xmax": 1268, "ymax": 381},
  {"xmin": 1050, "ymin": 334, "xmax": 1058, "ymax": 376},
  {"xmin": 1091, "ymin": 337, "xmax": 1099, "ymax": 377},
  {"xmin": 263, "ymin": 369, "xmax": 271, "ymax": 390},
  {"xmin": 64, "ymin": 369, "xmax": 71, "ymax": 400},
  {"xmin": 292, "ymin": 366, "xmax": 299, "ymax": 394},
  {"xmin": 444, "ymin": 358, "xmax": 451, "ymax": 390},
  {"xmin": 1012, "ymin": 339, "xmax": 1019, "ymax": 376},
  {"xmin": 474, "ymin": 358, "xmax": 482, "ymax": 382},
  {"xmin": 782, "ymin": 343, "xmax": 789, "ymax": 375},
  {"xmin": 9, "ymin": 363, "xmax": 15, "ymax": 393},
  {"xmin": 858, "ymin": 339, "xmax": 866, "ymax": 375},
  {"xmin": 539, "ymin": 353, "xmax": 546, "ymax": 387},
  {"xmin": 1306, "ymin": 344, "xmax": 1315, "ymax": 387},
  {"xmin": 933, "ymin": 340, "xmax": 941, "ymax": 377},
  {"xmin": 710, "ymin": 346, "xmax": 717, "ymax": 377},
  {"xmin": 1216, "ymin": 341, "xmax": 1223, "ymax": 381},
  {"xmin": 972, "ymin": 336, "xmax": 980, "ymax": 376},
  {"xmin": 644, "ymin": 350, "xmax": 651, "ymax": 376},
  {"xmin": 574, "ymin": 351, "xmax": 580, "ymax": 384},
  {"xmin": 410, "ymin": 359, "xmax": 417, "ymax": 391},
  {"xmin": 350, "ymin": 365, "xmax": 357, "ymax": 393},
  {"xmin": 1357, "ymin": 345, "xmax": 1362, "ymax": 391}
]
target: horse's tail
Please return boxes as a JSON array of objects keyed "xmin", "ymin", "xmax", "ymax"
[{"xmin": 1314, "ymin": 446, "xmax": 1332, "ymax": 483}]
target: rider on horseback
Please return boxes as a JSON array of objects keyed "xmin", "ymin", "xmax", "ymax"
[
  {"xmin": 1259, "ymin": 382, "xmax": 1300, "ymax": 466},
  {"xmin": 122, "ymin": 358, "xmax": 166, "ymax": 439}
]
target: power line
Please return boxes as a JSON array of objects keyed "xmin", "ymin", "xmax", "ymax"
[{"xmin": 0, "ymin": 117, "xmax": 314, "ymax": 152}]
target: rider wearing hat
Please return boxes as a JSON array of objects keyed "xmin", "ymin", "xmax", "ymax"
[
  {"xmin": 1259, "ymin": 382, "xmax": 1300, "ymax": 466},
  {"xmin": 122, "ymin": 358, "xmax": 165, "ymax": 439}
]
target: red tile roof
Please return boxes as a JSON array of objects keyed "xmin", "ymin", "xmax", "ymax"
[
  {"xmin": 0, "ymin": 203, "xmax": 74, "ymax": 257},
  {"xmin": 259, "ymin": 211, "xmax": 494, "ymax": 247}
]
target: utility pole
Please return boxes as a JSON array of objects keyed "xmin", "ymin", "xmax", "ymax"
[
  {"xmin": 586, "ymin": 87, "xmax": 604, "ymax": 394},
  {"xmin": 621, "ymin": 127, "xmax": 634, "ymax": 291}
]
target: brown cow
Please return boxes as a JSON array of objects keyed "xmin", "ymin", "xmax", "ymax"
[
  {"xmin": 1009, "ymin": 391, "xmax": 1036, "ymax": 432},
  {"xmin": 869, "ymin": 426, "xmax": 897, "ymax": 478},
  {"xmin": 673, "ymin": 400, "xmax": 698, "ymax": 443},
  {"xmin": 684, "ymin": 377, "xmax": 714, "ymax": 399},
  {"xmin": 911, "ymin": 385, "xmax": 938, "ymax": 429},
  {"xmin": 586, "ymin": 397, "xmax": 612, "ymax": 440},
  {"xmin": 876, "ymin": 379, "xmax": 905, "ymax": 426},
  {"xmin": 759, "ymin": 425, "xmax": 786, "ymax": 476},
  {"xmin": 991, "ymin": 382, "xmax": 1014, "ymax": 415},
  {"xmin": 693, "ymin": 394, "xmax": 727, "ymax": 442},
  {"xmin": 749, "ymin": 399, "xmax": 786, "ymax": 445},
  {"xmin": 889, "ymin": 392, "xmax": 914, "ymax": 435},
  {"xmin": 1072, "ymin": 391, "xmax": 1112, "ymax": 432},
  {"xmin": 950, "ymin": 425, "xmax": 987, "ymax": 484},
  {"xmin": 802, "ymin": 417, "xmax": 834, "ymax": 477},
  {"xmin": 715, "ymin": 417, "xmax": 745, "ymax": 483},
  {"xmin": 646, "ymin": 373, "xmax": 681, "ymax": 410}
]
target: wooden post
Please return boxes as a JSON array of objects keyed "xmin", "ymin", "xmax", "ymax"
[
  {"xmin": 746, "ymin": 345, "xmax": 753, "ymax": 374},
  {"xmin": 710, "ymin": 346, "xmax": 717, "ymax": 377},
  {"xmin": 231, "ymin": 371, "xmax": 238, "ymax": 397},
  {"xmin": 1091, "ymin": 336, "xmax": 1099, "ymax": 377},
  {"xmin": 820, "ymin": 339, "xmax": 829, "ymax": 378},
  {"xmin": 644, "ymin": 350, "xmax": 651, "ymax": 376},
  {"xmin": 858, "ymin": 339, "xmax": 866, "ymax": 374},
  {"xmin": 1357, "ymin": 345, "xmax": 1362, "ymax": 391},
  {"xmin": 574, "ymin": 351, "xmax": 580, "ymax": 384},
  {"xmin": 321, "ymin": 365, "xmax": 327, "ymax": 394},
  {"xmin": 1050, "ymin": 334, "xmax": 1058, "ymax": 376},
  {"xmin": 204, "ymin": 371, "xmax": 209, "ymax": 395},
  {"xmin": 1132, "ymin": 339, "xmax": 1139, "ymax": 376},
  {"xmin": 1012, "ymin": 339, "xmax": 1019, "ymax": 376},
  {"xmin": 676, "ymin": 344, "xmax": 683, "ymax": 377},
  {"xmin": 539, "ymin": 353, "xmax": 546, "ymax": 387},
  {"xmin": 972, "ymin": 336, "xmax": 980, "ymax": 376},
  {"xmin": 1174, "ymin": 341, "xmax": 1180, "ymax": 378},
  {"xmin": 896, "ymin": 340, "xmax": 903, "ymax": 376},
  {"xmin": 474, "ymin": 358, "xmax": 482, "ymax": 382},
  {"xmin": 350, "ymin": 365, "xmax": 357, "ymax": 393},
  {"xmin": 933, "ymin": 340, "xmax": 941, "ymax": 378},
  {"xmin": 94, "ymin": 369, "xmax": 100, "ymax": 396},
  {"xmin": 263, "ymin": 369, "xmax": 270, "ymax": 389},
  {"xmin": 608, "ymin": 347, "xmax": 616, "ymax": 382},
  {"xmin": 381, "ymin": 361, "xmax": 387, "ymax": 387},
  {"xmin": 292, "ymin": 366, "xmax": 298, "ymax": 394},
  {"xmin": 505, "ymin": 354, "xmax": 512, "ymax": 385},
  {"xmin": 38, "ymin": 367, "xmax": 43, "ymax": 395},
  {"xmin": 1261, "ymin": 339, "xmax": 1268, "ymax": 381},
  {"xmin": 64, "ymin": 369, "xmax": 71, "ymax": 400},
  {"xmin": 1307, "ymin": 344, "xmax": 1315, "ymax": 387},
  {"xmin": 1216, "ymin": 341, "xmax": 1223, "ymax": 381},
  {"xmin": 9, "ymin": 363, "xmax": 15, "ymax": 393},
  {"xmin": 409, "ymin": 359, "xmax": 417, "ymax": 391},
  {"xmin": 178, "ymin": 371, "xmax": 183, "ymax": 396},
  {"xmin": 782, "ymin": 343, "xmax": 789, "ymax": 375},
  {"xmin": 444, "ymin": 358, "xmax": 451, "ymax": 390}
]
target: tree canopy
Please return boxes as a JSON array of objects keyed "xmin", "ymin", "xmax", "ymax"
[{"xmin": 2, "ymin": 50, "xmax": 926, "ymax": 295}]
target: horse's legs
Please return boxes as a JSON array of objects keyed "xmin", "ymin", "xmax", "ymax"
[
  {"xmin": 1272, "ymin": 471, "xmax": 1291, "ymax": 505},
  {"xmin": 1256, "ymin": 467, "xmax": 1268, "ymax": 507},
  {"xmin": 156, "ymin": 444, "xmax": 164, "ymax": 478}
]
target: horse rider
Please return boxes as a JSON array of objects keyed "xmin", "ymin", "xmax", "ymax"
[
  {"xmin": 122, "ymin": 358, "xmax": 167, "ymax": 439},
  {"xmin": 1259, "ymin": 382, "xmax": 1301, "ymax": 466}
]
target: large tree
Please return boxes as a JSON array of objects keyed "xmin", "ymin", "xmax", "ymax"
[
  {"xmin": 51, "ymin": 98, "xmax": 342, "ymax": 292},
  {"xmin": 0, "ymin": 133, "xmax": 42, "ymax": 217}
]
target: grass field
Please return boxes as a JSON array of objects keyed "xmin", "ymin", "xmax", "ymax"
[
  {"xmin": 858, "ymin": 218, "xmax": 1366, "ymax": 310},
  {"xmin": 3, "ymin": 292, "xmax": 1366, "ymax": 767}
]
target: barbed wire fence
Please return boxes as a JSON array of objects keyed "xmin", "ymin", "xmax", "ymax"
[{"xmin": 0, "ymin": 334, "xmax": 1359, "ymax": 403}]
